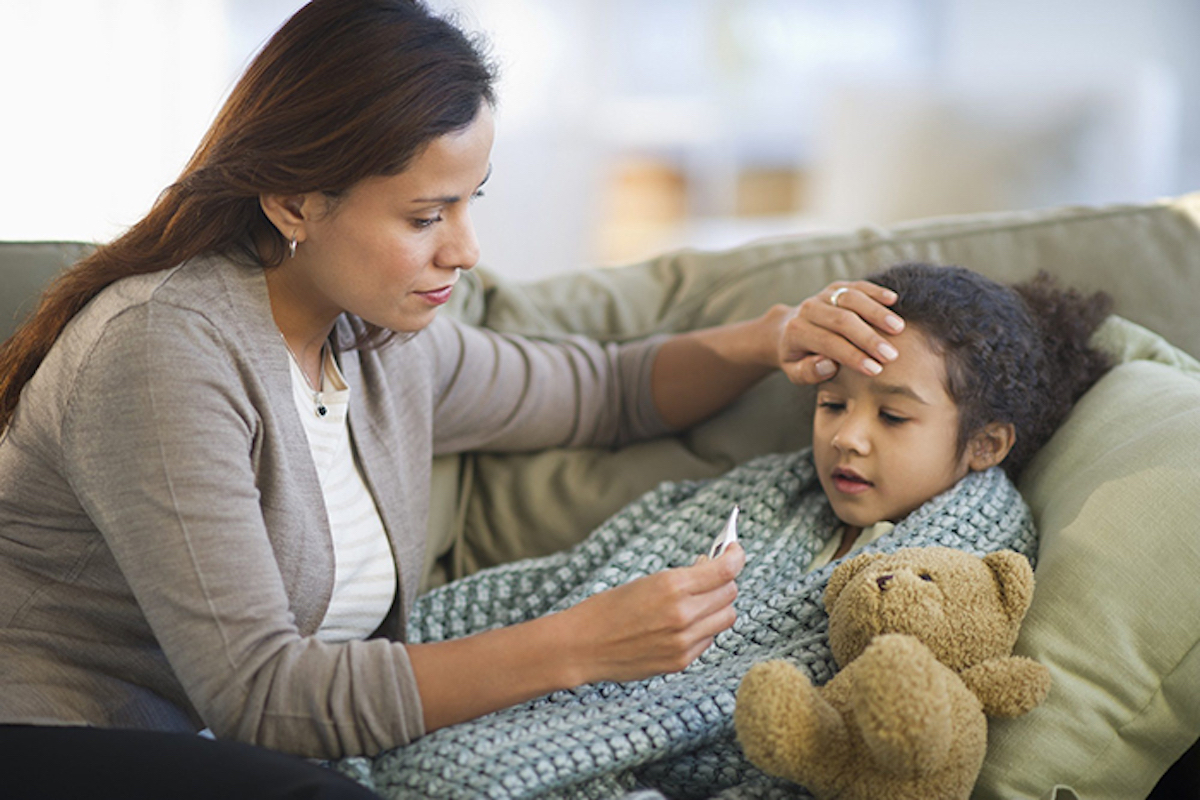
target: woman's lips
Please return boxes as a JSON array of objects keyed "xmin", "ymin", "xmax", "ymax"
[
  {"xmin": 415, "ymin": 284, "xmax": 455, "ymax": 305},
  {"xmin": 831, "ymin": 467, "xmax": 873, "ymax": 495}
]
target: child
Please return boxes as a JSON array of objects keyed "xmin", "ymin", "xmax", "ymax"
[
  {"xmin": 332, "ymin": 263, "xmax": 1112, "ymax": 799},
  {"xmin": 809, "ymin": 262, "xmax": 1112, "ymax": 570}
]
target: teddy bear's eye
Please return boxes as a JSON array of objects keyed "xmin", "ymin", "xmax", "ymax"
[{"xmin": 919, "ymin": 573, "xmax": 933, "ymax": 582}]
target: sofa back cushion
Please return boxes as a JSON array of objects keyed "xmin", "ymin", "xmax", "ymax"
[
  {"xmin": 0, "ymin": 241, "xmax": 93, "ymax": 341},
  {"xmin": 978, "ymin": 324, "xmax": 1200, "ymax": 800}
]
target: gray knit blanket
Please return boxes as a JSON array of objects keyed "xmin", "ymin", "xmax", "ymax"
[{"xmin": 332, "ymin": 450, "xmax": 1036, "ymax": 799}]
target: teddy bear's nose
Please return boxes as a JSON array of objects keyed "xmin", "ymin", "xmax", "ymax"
[{"xmin": 876, "ymin": 574, "xmax": 893, "ymax": 591}]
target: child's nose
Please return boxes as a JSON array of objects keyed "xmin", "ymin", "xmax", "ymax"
[{"xmin": 832, "ymin": 414, "xmax": 871, "ymax": 455}]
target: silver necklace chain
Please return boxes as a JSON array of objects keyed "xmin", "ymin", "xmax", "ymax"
[{"xmin": 280, "ymin": 333, "xmax": 328, "ymax": 417}]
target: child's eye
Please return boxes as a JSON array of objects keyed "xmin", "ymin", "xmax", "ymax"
[
  {"xmin": 879, "ymin": 410, "xmax": 908, "ymax": 425},
  {"xmin": 818, "ymin": 400, "xmax": 845, "ymax": 413},
  {"xmin": 471, "ymin": 189, "xmax": 486, "ymax": 202}
]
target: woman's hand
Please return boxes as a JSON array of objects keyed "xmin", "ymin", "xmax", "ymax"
[
  {"xmin": 648, "ymin": 280, "xmax": 904, "ymax": 430},
  {"xmin": 559, "ymin": 543, "xmax": 746, "ymax": 685},
  {"xmin": 770, "ymin": 280, "xmax": 906, "ymax": 385},
  {"xmin": 408, "ymin": 543, "xmax": 744, "ymax": 733}
]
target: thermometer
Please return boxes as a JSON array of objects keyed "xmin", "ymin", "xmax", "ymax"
[{"xmin": 707, "ymin": 505, "xmax": 740, "ymax": 559}]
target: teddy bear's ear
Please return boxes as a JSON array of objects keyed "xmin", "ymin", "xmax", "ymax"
[
  {"xmin": 983, "ymin": 550, "xmax": 1036, "ymax": 622},
  {"xmin": 824, "ymin": 551, "xmax": 886, "ymax": 612}
]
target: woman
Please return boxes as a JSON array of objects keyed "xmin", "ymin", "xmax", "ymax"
[{"xmin": 0, "ymin": 1, "xmax": 903, "ymax": 797}]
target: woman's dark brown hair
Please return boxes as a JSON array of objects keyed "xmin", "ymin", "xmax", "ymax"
[
  {"xmin": 870, "ymin": 263, "xmax": 1114, "ymax": 480},
  {"xmin": 0, "ymin": 0, "xmax": 496, "ymax": 429}
]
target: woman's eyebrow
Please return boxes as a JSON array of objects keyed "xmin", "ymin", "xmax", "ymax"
[{"xmin": 410, "ymin": 163, "xmax": 492, "ymax": 205}]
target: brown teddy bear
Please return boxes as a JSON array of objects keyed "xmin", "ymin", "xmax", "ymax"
[{"xmin": 733, "ymin": 546, "xmax": 1051, "ymax": 800}]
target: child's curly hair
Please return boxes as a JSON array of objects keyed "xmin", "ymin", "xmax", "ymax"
[{"xmin": 869, "ymin": 263, "xmax": 1113, "ymax": 480}]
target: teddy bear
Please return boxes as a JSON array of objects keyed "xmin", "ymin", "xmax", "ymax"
[{"xmin": 733, "ymin": 546, "xmax": 1051, "ymax": 800}]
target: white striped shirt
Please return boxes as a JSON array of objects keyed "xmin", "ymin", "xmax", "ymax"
[
  {"xmin": 287, "ymin": 348, "xmax": 397, "ymax": 643},
  {"xmin": 808, "ymin": 520, "xmax": 895, "ymax": 573}
]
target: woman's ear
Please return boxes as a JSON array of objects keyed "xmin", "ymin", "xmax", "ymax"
[
  {"xmin": 966, "ymin": 422, "xmax": 1016, "ymax": 471},
  {"xmin": 259, "ymin": 192, "xmax": 320, "ymax": 242}
]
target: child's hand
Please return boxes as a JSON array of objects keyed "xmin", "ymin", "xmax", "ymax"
[
  {"xmin": 772, "ymin": 280, "xmax": 906, "ymax": 384},
  {"xmin": 563, "ymin": 543, "xmax": 745, "ymax": 684}
]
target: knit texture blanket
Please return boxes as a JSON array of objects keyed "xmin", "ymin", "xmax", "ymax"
[{"xmin": 332, "ymin": 450, "xmax": 1037, "ymax": 799}]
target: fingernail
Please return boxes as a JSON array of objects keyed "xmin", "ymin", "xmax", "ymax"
[
  {"xmin": 878, "ymin": 342, "xmax": 899, "ymax": 361},
  {"xmin": 815, "ymin": 359, "xmax": 836, "ymax": 377},
  {"xmin": 885, "ymin": 314, "xmax": 904, "ymax": 332},
  {"xmin": 883, "ymin": 289, "xmax": 898, "ymax": 303},
  {"xmin": 864, "ymin": 359, "xmax": 883, "ymax": 375}
]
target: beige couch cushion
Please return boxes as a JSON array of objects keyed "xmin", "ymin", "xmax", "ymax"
[
  {"xmin": 0, "ymin": 241, "xmax": 93, "ymax": 341},
  {"xmin": 976, "ymin": 321, "xmax": 1200, "ymax": 799}
]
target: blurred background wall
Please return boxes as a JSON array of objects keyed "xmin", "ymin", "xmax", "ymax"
[{"xmin": 2, "ymin": 0, "xmax": 1196, "ymax": 280}]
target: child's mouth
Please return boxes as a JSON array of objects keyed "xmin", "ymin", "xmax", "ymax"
[{"xmin": 831, "ymin": 467, "xmax": 873, "ymax": 494}]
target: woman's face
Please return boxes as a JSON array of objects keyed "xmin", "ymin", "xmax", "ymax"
[
  {"xmin": 272, "ymin": 103, "xmax": 495, "ymax": 335},
  {"xmin": 812, "ymin": 326, "xmax": 975, "ymax": 529}
]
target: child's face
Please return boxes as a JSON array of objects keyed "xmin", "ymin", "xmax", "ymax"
[{"xmin": 813, "ymin": 326, "xmax": 973, "ymax": 529}]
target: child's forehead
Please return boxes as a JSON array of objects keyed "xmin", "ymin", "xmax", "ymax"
[{"xmin": 821, "ymin": 327, "xmax": 952, "ymax": 402}]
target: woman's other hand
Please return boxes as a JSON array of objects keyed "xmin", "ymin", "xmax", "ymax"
[
  {"xmin": 408, "ymin": 543, "xmax": 744, "ymax": 732},
  {"xmin": 562, "ymin": 543, "xmax": 745, "ymax": 685},
  {"xmin": 769, "ymin": 280, "xmax": 906, "ymax": 385}
]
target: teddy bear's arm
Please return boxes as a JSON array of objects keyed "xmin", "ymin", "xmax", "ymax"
[
  {"xmin": 735, "ymin": 660, "xmax": 851, "ymax": 790},
  {"xmin": 849, "ymin": 634, "xmax": 962, "ymax": 777},
  {"xmin": 958, "ymin": 656, "xmax": 1051, "ymax": 718}
]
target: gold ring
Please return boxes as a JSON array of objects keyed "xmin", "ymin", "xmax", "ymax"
[{"xmin": 830, "ymin": 287, "xmax": 849, "ymax": 307}]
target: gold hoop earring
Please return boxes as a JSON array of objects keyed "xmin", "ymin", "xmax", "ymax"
[{"xmin": 288, "ymin": 232, "xmax": 298, "ymax": 259}]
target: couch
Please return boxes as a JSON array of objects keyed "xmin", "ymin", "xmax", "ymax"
[{"xmin": 3, "ymin": 194, "xmax": 1199, "ymax": 799}]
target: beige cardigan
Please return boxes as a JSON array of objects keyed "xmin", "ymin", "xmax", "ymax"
[{"xmin": 0, "ymin": 253, "xmax": 667, "ymax": 758}]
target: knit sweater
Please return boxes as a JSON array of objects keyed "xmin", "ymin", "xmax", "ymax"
[{"xmin": 332, "ymin": 449, "xmax": 1037, "ymax": 799}]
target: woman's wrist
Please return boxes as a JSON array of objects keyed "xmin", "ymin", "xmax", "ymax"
[
  {"xmin": 408, "ymin": 611, "xmax": 586, "ymax": 732},
  {"xmin": 693, "ymin": 311, "xmax": 787, "ymax": 373},
  {"xmin": 534, "ymin": 607, "xmax": 592, "ymax": 688},
  {"xmin": 503, "ymin": 608, "xmax": 592, "ymax": 692},
  {"xmin": 754, "ymin": 304, "xmax": 797, "ymax": 370}
]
